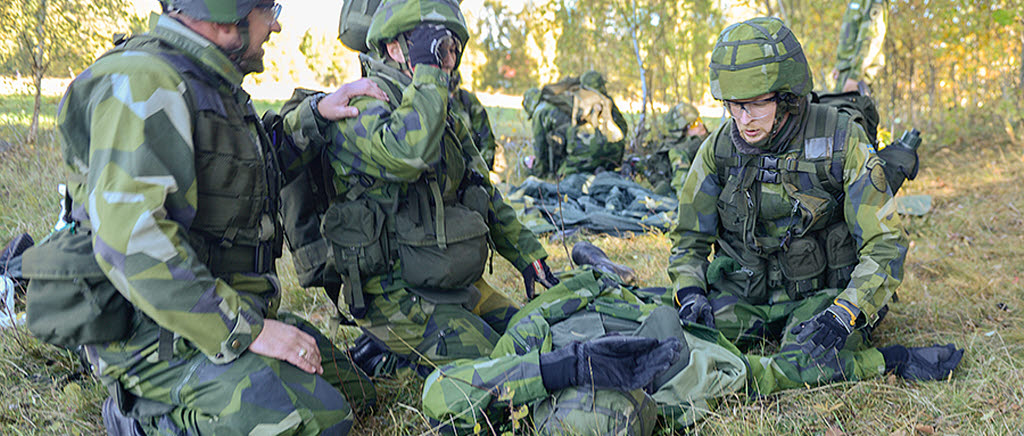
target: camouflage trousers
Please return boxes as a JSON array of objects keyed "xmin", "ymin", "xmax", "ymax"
[
  {"xmin": 85, "ymin": 311, "xmax": 374, "ymax": 435},
  {"xmin": 355, "ymin": 278, "xmax": 519, "ymax": 374},
  {"xmin": 707, "ymin": 287, "xmax": 884, "ymax": 350}
]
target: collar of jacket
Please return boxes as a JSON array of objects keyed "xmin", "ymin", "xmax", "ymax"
[
  {"xmin": 359, "ymin": 53, "xmax": 413, "ymax": 89},
  {"xmin": 149, "ymin": 14, "xmax": 245, "ymax": 87}
]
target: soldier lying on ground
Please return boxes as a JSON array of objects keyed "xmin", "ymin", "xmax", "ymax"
[{"xmin": 421, "ymin": 243, "xmax": 963, "ymax": 435}]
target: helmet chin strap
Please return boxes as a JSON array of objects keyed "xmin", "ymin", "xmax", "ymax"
[
  {"xmin": 226, "ymin": 18, "xmax": 251, "ymax": 68},
  {"xmin": 396, "ymin": 33, "xmax": 415, "ymax": 76}
]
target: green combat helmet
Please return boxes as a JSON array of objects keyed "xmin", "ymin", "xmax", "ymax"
[
  {"xmin": 523, "ymin": 87, "xmax": 541, "ymax": 115},
  {"xmin": 365, "ymin": 0, "xmax": 469, "ymax": 66},
  {"xmin": 709, "ymin": 17, "xmax": 813, "ymax": 101},
  {"xmin": 159, "ymin": 0, "xmax": 261, "ymax": 23},
  {"xmin": 666, "ymin": 102, "xmax": 700, "ymax": 132},
  {"xmin": 579, "ymin": 70, "xmax": 607, "ymax": 94}
]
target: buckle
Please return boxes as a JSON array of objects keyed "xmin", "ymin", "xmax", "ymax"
[{"xmin": 757, "ymin": 168, "xmax": 780, "ymax": 184}]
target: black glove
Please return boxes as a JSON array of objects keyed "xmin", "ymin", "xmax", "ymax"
[
  {"xmin": 879, "ymin": 343, "xmax": 964, "ymax": 381},
  {"xmin": 539, "ymin": 336, "xmax": 682, "ymax": 391},
  {"xmin": 521, "ymin": 259, "xmax": 559, "ymax": 300},
  {"xmin": 675, "ymin": 287, "xmax": 715, "ymax": 328},
  {"xmin": 407, "ymin": 23, "xmax": 452, "ymax": 67},
  {"xmin": 790, "ymin": 299, "xmax": 861, "ymax": 358}
]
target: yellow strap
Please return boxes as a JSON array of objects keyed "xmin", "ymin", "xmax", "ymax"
[{"xmin": 833, "ymin": 298, "xmax": 858, "ymax": 326}]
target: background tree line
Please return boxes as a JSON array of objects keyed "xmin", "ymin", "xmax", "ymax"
[{"xmin": 1, "ymin": 0, "xmax": 1021, "ymax": 148}]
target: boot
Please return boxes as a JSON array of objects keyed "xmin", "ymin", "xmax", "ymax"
[
  {"xmin": 348, "ymin": 333, "xmax": 391, "ymax": 377},
  {"xmin": 102, "ymin": 396, "xmax": 145, "ymax": 436},
  {"xmin": 571, "ymin": 241, "xmax": 636, "ymax": 284}
]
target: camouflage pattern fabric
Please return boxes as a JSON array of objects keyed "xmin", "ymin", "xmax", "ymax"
[
  {"xmin": 644, "ymin": 133, "xmax": 705, "ymax": 197},
  {"xmin": 527, "ymin": 100, "xmax": 571, "ymax": 178},
  {"xmin": 709, "ymin": 17, "xmax": 814, "ymax": 100},
  {"xmin": 668, "ymin": 108, "xmax": 907, "ymax": 332},
  {"xmin": 834, "ymin": 0, "xmax": 887, "ymax": 90},
  {"xmin": 558, "ymin": 86, "xmax": 628, "ymax": 176},
  {"xmin": 56, "ymin": 15, "xmax": 365, "ymax": 433},
  {"xmin": 506, "ymin": 172, "xmax": 678, "ymax": 236},
  {"xmin": 283, "ymin": 49, "xmax": 546, "ymax": 369},
  {"xmin": 451, "ymin": 87, "xmax": 498, "ymax": 169},
  {"xmin": 84, "ymin": 312, "xmax": 369, "ymax": 434},
  {"xmin": 421, "ymin": 269, "xmax": 887, "ymax": 433}
]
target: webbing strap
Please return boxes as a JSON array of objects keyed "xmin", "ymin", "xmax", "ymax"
[
  {"xmin": 427, "ymin": 175, "xmax": 447, "ymax": 250},
  {"xmin": 157, "ymin": 328, "xmax": 174, "ymax": 361}
]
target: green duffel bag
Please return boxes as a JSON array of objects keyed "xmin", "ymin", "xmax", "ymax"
[{"xmin": 24, "ymin": 226, "xmax": 133, "ymax": 347}]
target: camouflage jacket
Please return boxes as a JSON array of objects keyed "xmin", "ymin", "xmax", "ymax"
[
  {"xmin": 56, "ymin": 16, "xmax": 294, "ymax": 363},
  {"xmin": 284, "ymin": 56, "xmax": 546, "ymax": 294},
  {"xmin": 668, "ymin": 105, "xmax": 906, "ymax": 324},
  {"xmin": 421, "ymin": 269, "xmax": 886, "ymax": 432},
  {"xmin": 451, "ymin": 88, "xmax": 497, "ymax": 170},
  {"xmin": 645, "ymin": 132, "xmax": 706, "ymax": 195},
  {"xmin": 835, "ymin": 0, "xmax": 887, "ymax": 84}
]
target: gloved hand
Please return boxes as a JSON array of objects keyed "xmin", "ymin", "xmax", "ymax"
[
  {"xmin": 675, "ymin": 287, "xmax": 715, "ymax": 328},
  {"xmin": 521, "ymin": 259, "xmax": 559, "ymax": 300},
  {"xmin": 878, "ymin": 343, "xmax": 964, "ymax": 381},
  {"xmin": 539, "ymin": 336, "xmax": 682, "ymax": 391},
  {"xmin": 790, "ymin": 299, "xmax": 861, "ymax": 358},
  {"xmin": 407, "ymin": 23, "xmax": 452, "ymax": 67}
]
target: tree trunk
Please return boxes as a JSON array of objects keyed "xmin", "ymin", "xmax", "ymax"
[
  {"xmin": 27, "ymin": 0, "xmax": 48, "ymax": 145},
  {"xmin": 629, "ymin": 14, "xmax": 649, "ymax": 154}
]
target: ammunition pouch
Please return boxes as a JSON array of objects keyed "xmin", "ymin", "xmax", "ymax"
[
  {"xmin": 395, "ymin": 201, "xmax": 489, "ymax": 290},
  {"xmin": 24, "ymin": 226, "xmax": 134, "ymax": 347},
  {"xmin": 322, "ymin": 198, "xmax": 390, "ymax": 318},
  {"xmin": 777, "ymin": 236, "xmax": 827, "ymax": 300}
]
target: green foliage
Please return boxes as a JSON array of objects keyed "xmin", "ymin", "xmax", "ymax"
[
  {"xmin": 470, "ymin": 0, "xmax": 540, "ymax": 93},
  {"xmin": 0, "ymin": 0, "xmax": 142, "ymax": 77},
  {"xmin": 298, "ymin": 29, "xmax": 360, "ymax": 88}
]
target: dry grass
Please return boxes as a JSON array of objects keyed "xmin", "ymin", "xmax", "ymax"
[{"xmin": 1, "ymin": 97, "xmax": 1022, "ymax": 435}]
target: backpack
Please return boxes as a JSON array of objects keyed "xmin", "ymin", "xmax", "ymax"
[
  {"xmin": 810, "ymin": 91, "xmax": 921, "ymax": 192},
  {"xmin": 338, "ymin": 0, "xmax": 383, "ymax": 53}
]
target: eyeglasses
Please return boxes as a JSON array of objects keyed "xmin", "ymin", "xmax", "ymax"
[
  {"xmin": 687, "ymin": 119, "xmax": 703, "ymax": 130},
  {"xmin": 254, "ymin": 3, "xmax": 281, "ymax": 26},
  {"xmin": 725, "ymin": 95, "xmax": 778, "ymax": 121}
]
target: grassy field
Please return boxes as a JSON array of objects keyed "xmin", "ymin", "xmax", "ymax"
[{"xmin": 1, "ymin": 94, "xmax": 1022, "ymax": 435}]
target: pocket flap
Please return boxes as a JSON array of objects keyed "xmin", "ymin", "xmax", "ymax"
[
  {"xmin": 396, "ymin": 203, "xmax": 489, "ymax": 246},
  {"xmin": 21, "ymin": 229, "xmax": 106, "ymax": 280},
  {"xmin": 321, "ymin": 199, "xmax": 386, "ymax": 248}
]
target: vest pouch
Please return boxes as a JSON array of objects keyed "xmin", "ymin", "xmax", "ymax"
[
  {"xmin": 716, "ymin": 178, "xmax": 751, "ymax": 234},
  {"xmin": 712, "ymin": 258, "xmax": 768, "ymax": 304},
  {"xmin": 395, "ymin": 203, "xmax": 489, "ymax": 290},
  {"xmin": 459, "ymin": 185, "xmax": 490, "ymax": 219},
  {"xmin": 321, "ymin": 199, "xmax": 389, "ymax": 280},
  {"xmin": 778, "ymin": 236, "xmax": 827, "ymax": 300},
  {"xmin": 789, "ymin": 187, "xmax": 838, "ymax": 236},
  {"xmin": 823, "ymin": 221, "xmax": 858, "ymax": 288},
  {"xmin": 23, "ymin": 228, "xmax": 134, "ymax": 347}
]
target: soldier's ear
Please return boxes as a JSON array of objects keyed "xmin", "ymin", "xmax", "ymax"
[{"xmin": 385, "ymin": 41, "xmax": 405, "ymax": 64}]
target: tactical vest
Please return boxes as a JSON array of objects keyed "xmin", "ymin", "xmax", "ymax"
[
  {"xmin": 320, "ymin": 57, "xmax": 492, "ymax": 317},
  {"xmin": 710, "ymin": 104, "xmax": 859, "ymax": 302},
  {"xmin": 26, "ymin": 34, "xmax": 281, "ymax": 349},
  {"xmin": 110, "ymin": 35, "xmax": 284, "ymax": 277}
]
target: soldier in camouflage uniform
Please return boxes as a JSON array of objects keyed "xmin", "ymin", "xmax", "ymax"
[
  {"xmin": 50, "ymin": 0, "xmax": 387, "ymax": 433},
  {"xmin": 559, "ymin": 70, "xmax": 629, "ymax": 176},
  {"xmin": 522, "ymin": 86, "xmax": 570, "ymax": 178},
  {"xmin": 668, "ymin": 18, "xmax": 909, "ymax": 362},
  {"xmin": 644, "ymin": 102, "xmax": 708, "ymax": 197},
  {"xmin": 832, "ymin": 0, "xmax": 887, "ymax": 93},
  {"xmin": 450, "ymin": 72, "xmax": 499, "ymax": 170},
  {"xmin": 421, "ymin": 266, "xmax": 962, "ymax": 434},
  {"xmin": 291, "ymin": 0, "xmax": 556, "ymax": 377}
]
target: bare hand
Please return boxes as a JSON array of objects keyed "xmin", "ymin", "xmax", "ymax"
[
  {"xmin": 249, "ymin": 319, "xmax": 323, "ymax": 374},
  {"xmin": 316, "ymin": 78, "xmax": 389, "ymax": 120}
]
